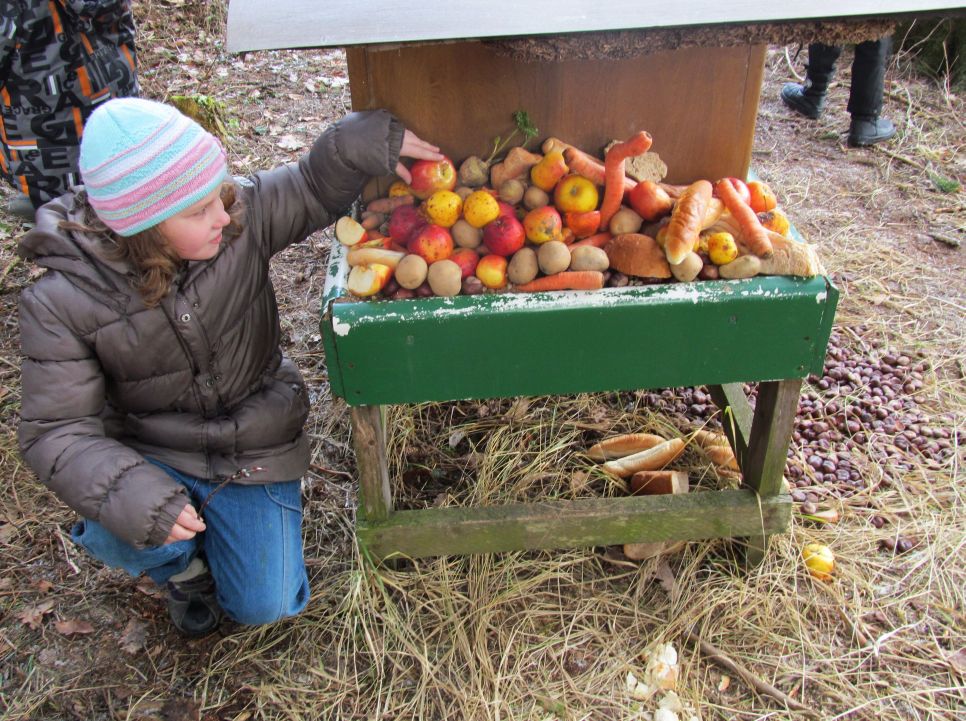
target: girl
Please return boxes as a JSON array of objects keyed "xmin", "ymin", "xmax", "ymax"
[{"xmin": 17, "ymin": 97, "xmax": 441, "ymax": 635}]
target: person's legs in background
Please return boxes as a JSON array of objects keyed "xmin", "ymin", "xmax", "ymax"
[
  {"xmin": 781, "ymin": 43, "xmax": 843, "ymax": 119},
  {"xmin": 847, "ymin": 37, "xmax": 897, "ymax": 146}
]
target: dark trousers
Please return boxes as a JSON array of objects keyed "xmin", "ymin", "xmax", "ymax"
[{"xmin": 807, "ymin": 37, "xmax": 891, "ymax": 118}]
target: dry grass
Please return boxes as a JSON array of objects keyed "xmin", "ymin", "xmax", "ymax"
[{"xmin": 1, "ymin": 4, "xmax": 964, "ymax": 720}]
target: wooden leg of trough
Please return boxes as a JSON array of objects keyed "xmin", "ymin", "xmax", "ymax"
[
  {"xmin": 709, "ymin": 380, "xmax": 801, "ymax": 566},
  {"xmin": 350, "ymin": 404, "xmax": 392, "ymax": 523},
  {"xmin": 623, "ymin": 471, "xmax": 689, "ymax": 561}
]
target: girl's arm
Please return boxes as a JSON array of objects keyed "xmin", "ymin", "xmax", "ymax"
[{"xmin": 18, "ymin": 285, "xmax": 191, "ymax": 549}]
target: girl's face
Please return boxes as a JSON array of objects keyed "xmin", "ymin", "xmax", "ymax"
[{"xmin": 156, "ymin": 186, "xmax": 232, "ymax": 261}]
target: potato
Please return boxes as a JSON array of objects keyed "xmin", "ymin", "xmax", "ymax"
[
  {"xmin": 426, "ymin": 259, "xmax": 463, "ymax": 297},
  {"xmin": 498, "ymin": 179, "xmax": 526, "ymax": 205},
  {"xmin": 537, "ymin": 240, "xmax": 571, "ymax": 275},
  {"xmin": 670, "ymin": 251, "xmax": 703, "ymax": 282},
  {"xmin": 523, "ymin": 185, "xmax": 550, "ymax": 210},
  {"xmin": 451, "ymin": 219, "xmax": 482, "ymax": 249},
  {"xmin": 394, "ymin": 253, "xmax": 428, "ymax": 289},
  {"xmin": 608, "ymin": 207, "xmax": 643, "ymax": 236},
  {"xmin": 453, "ymin": 186, "xmax": 474, "ymax": 201},
  {"xmin": 507, "ymin": 247, "xmax": 539, "ymax": 285},
  {"xmin": 569, "ymin": 245, "xmax": 609, "ymax": 272},
  {"xmin": 718, "ymin": 254, "xmax": 762, "ymax": 279}
]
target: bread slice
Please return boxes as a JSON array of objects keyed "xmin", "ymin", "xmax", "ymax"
[
  {"xmin": 586, "ymin": 433, "xmax": 666, "ymax": 461},
  {"xmin": 605, "ymin": 233, "xmax": 671, "ymax": 278}
]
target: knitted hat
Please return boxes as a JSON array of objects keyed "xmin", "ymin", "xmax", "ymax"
[{"xmin": 79, "ymin": 98, "xmax": 228, "ymax": 237}]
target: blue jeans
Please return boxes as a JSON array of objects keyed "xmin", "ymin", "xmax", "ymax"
[{"xmin": 71, "ymin": 460, "xmax": 310, "ymax": 626}]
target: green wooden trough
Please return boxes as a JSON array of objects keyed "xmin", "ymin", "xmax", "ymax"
[{"xmin": 321, "ymin": 240, "xmax": 838, "ymax": 561}]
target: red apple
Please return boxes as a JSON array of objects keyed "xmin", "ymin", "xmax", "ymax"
[
  {"xmin": 715, "ymin": 177, "xmax": 751, "ymax": 206},
  {"xmin": 627, "ymin": 180, "xmax": 673, "ymax": 221},
  {"xmin": 408, "ymin": 224, "xmax": 454, "ymax": 264},
  {"xmin": 449, "ymin": 247, "xmax": 480, "ymax": 279},
  {"xmin": 475, "ymin": 254, "xmax": 508, "ymax": 289},
  {"xmin": 388, "ymin": 205, "xmax": 427, "ymax": 246},
  {"xmin": 482, "ymin": 211, "xmax": 526, "ymax": 257},
  {"xmin": 523, "ymin": 206, "xmax": 564, "ymax": 244},
  {"xmin": 408, "ymin": 156, "xmax": 457, "ymax": 200},
  {"xmin": 563, "ymin": 210, "xmax": 601, "ymax": 239}
]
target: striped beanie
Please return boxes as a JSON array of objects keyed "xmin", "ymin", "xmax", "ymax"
[{"xmin": 79, "ymin": 98, "xmax": 228, "ymax": 237}]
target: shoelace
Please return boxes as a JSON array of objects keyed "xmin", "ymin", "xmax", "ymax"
[{"xmin": 197, "ymin": 466, "xmax": 266, "ymax": 517}]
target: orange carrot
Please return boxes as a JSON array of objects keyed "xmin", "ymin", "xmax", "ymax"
[
  {"xmin": 570, "ymin": 231, "xmax": 613, "ymax": 249},
  {"xmin": 514, "ymin": 270, "xmax": 604, "ymax": 292},
  {"xmin": 562, "ymin": 146, "xmax": 636, "ymax": 194},
  {"xmin": 714, "ymin": 179, "xmax": 774, "ymax": 258},
  {"xmin": 365, "ymin": 194, "xmax": 414, "ymax": 214},
  {"xmin": 599, "ymin": 131, "xmax": 653, "ymax": 232}
]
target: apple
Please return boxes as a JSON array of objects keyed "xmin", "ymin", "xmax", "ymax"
[
  {"xmin": 747, "ymin": 180, "xmax": 777, "ymax": 213},
  {"xmin": 553, "ymin": 174, "xmax": 599, "ymax": 213},
  {"xmin": 529, "ymin": 150, "xmax": 569, "ymax": 192},
  {"xmin": 423, "ymin": 189, "xmax": 463, "ymax": 228},
  {"xmin": 563, "ymin": 210, "xmax": 601, "ymax": 239},
  {"xmin": 449, "ymin": 247, "xmax": 480, "ymax": 279},
  {"xmin": 627, "ymin": 180, "xmax": 673, "ymax": 221},
  {"xmin": 346, "ymin": 263, "xmax": 393, "ymax": 297},
  {"xmin": 388, "ymin": 204, "xmax": 427, "ymax": 246},
  {"xmin": 475, "ymin": 254, "xmax": 508, "ymax": 289},
  {"xmin": 482, "ymin": 211, "xmax": 526, "ymax": 257},
  {"xmin": 523, "ymin": 206, "xmax": 564, "ymax": 244},
  {"xmin": 716, "ymin": 177, "xmax": 751, "ymax": 206},
  {"xmin": 334, "ymin": 215, "xmax": 367, "ymax": 246},
  {"xmin": 408, "ymin": 156, "xmax": 457, "ymax": 200},
  {"xmin": 408, "ymin": 224, "xmax": 454, "ymax": 264}
]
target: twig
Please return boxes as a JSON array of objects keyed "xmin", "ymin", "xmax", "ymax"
[
  {"xmin": 55, "ymin": 526, "xmax": 81, "ymax": 575},
  {"xmin": 783, "ymin": 46, "xmax": 804, "ymax": 82},
  {"xmin": 685, "ymin": 625, "xmax": 818, "ymax": 716},
  {"xmin": 928, "ymin": 231, "xmax": 961, "ymax": 248},
  {"xmin": 874, "ymin": 145, "xmax": 927, "ymax": 172},
  {"xmin": 310, "ymin": 463, "xmax": 354, "ymax": 480}
]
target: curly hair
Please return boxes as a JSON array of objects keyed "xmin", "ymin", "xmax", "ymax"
[{"xmin": 59, "ymin": 182, "xmax": 244, "ymax": 307}]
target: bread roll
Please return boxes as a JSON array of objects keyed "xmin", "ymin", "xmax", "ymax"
[
  {"xmin": 664, "ymin": 179, "xmax": 713, "ymax": 265},
  {"xmin": 604, "ymin": 233, "xmax": 671, "ymax": 278}
]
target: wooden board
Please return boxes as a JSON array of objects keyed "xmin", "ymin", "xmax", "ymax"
[
  {"xmin": 226, "ymin": 0, "xmax": 964, "ymax": 51},
  {"xmin": 348, "ymin": 41, "xmax": 765, "ymax": 184}
]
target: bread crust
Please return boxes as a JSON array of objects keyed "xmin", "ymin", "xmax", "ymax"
[
  {"xmin": 602, "ymin": 438, "xmax": 685, "ymax": 478},
  {"xmin": 586, "ymin": 432, "xmax": 666, "ymax": 461}
]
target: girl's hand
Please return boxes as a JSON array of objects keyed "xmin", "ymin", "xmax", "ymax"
[
  {"xmin": 395, "ymin": 129, "xmax": 444, "ymax": 184},
  {"xmin": 164, "ymin": 503, "xmax": 206, "ymax": 545}
]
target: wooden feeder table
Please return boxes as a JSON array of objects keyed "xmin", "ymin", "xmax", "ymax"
[{"xmin": 225, "ymin": 1, "xmax": 953, "ymax": 561}]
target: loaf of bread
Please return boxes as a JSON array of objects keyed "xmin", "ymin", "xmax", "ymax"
[
  {"xmin": 586, "ymin": 432, "xmax": 666, "ymax": 461},
  {"xmin": 604, "ymin": 233, "xmax": 671, "ymax": 278},
  {"xmin": 602, "ymin": 438, "xmax": 685, "ymax": 478},
  {"xmin": 664, "ymin": 179, "xmax": 713, "ymax": 265},
  {"xmin": 710, "ymin": 215, "xmax": 824, "ymax": 277}
]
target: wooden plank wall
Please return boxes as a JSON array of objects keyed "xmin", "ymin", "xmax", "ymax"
[{"xmin": 348, "ymin": 41, "xmax": 766, "ymax": 186}]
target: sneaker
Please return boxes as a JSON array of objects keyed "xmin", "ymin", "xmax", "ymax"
[
  {"xmin": 166, "ymin": 557, "xmax": 222, "ymax": 637},
  {"xmin": 780, "ymin": 82, "xmax": 826, "ymax": 120},
  {"xmin": 4, "ymin": 193, "xmax": 36, "ymax": 222},
  {"xmin": 848, "ymin": 116, "xmax": 896, "ymax": 147}
]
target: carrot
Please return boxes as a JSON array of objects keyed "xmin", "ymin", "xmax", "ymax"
[
  {"xmin": 514, "ymin": 270, "xmax": 604, "ymax": 292},
  {"xmin": 714, "ymin": 179, "xmax": 774, "ymax": 259},
  {"xmin": 365, "ymin": 194, "xmax": 414, "ymax": 214},
  {"xmin": 599, "ymin": 131, "xmax": 653, "ymax": 231},
  {"xmin": 570, "ymin": 231, "xmax": 613, "ymax": 249},
  {"xmin": 561, "ymin": 145, "xmax": 637, "ymax": 194},
  {"xmin": 490, "ymin": 146, "xmax": 542, "ymax": 189}
]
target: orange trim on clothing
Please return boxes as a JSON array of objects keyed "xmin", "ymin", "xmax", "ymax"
[
  {"xmin": 79, "ymin": 33, "xmax": 95, "ymax": 55},
  {"xmin": 17, "ymin": 176, "xmax": 29, "ymax": 195},
  {"xmin": 0, "ymin": 87, "xmax": 9, "ymax": 105},
  {"xmin": 72, "ymin": 107, "xmax": 84, "ymax": 138},
  {"xmin": 48, "ymin": 2, "xmax": 63, "ymax": 35},
  {"xmin": 76, "ymin": 66, "xmax": 93, "ymax": 98},
  {"xmin": 121, "ymin": 44, "xmax": 135, "ymax": 70}
]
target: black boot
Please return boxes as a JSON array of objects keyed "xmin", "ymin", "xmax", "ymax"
[
  {"xmin": 166, "ymin": 557, "xmax": 222, "ymax": 637},
  {"xmin": 848, "ymin": 116, "xmax": 896, "ymax": 147},
  {"xmin": 781, "ymin": 43, "xmax": 842, "ymax": 119}
]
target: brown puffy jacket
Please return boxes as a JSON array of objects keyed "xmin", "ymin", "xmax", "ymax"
[{"xmin": 17, "ymin": 109, "xmax": 404, "ymax": 548}]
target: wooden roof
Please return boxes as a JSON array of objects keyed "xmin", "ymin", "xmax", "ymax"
[{"xmin": 226, "ymin": 0, "xmax": 962, "ymax": 52}]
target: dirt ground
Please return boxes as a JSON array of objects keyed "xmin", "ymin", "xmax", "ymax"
[{"xmin": 0, "ymin": 4, "xmax": 963, "ymax": 721}]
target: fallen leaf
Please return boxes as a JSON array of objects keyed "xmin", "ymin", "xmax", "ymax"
[
  {"xmin": 276, "ymin": 135, "xmax": 305, "ymax": 151},
  {"xmin": 55, "ymin": 619, "xmax": 95, "ymax": 635},
  {"xmin": 16, "ymin": 599, "xmax": 55, "ymax": 629},
  {"xmin": 655, "ymin": 559, "xmax": 677, "ymax": 597},
  {"xmin": 947, "ymin": 648, "xmax": 966, "ymax": 677},
  {"xmin": 136, "ymin": 578, "xmax": 165, "ymax": 600},
  {"xmin": 34, "ymin": 579, "xmax": 53, "ymax": 593},
  {"xmin": 119, "ymin": 618, "xmax": 148, "ymax": 654},
  {"xmin": 160, "ymin": 697, "xmax": 201, "ymax": 721}
]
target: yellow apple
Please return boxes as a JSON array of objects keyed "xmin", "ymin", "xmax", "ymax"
[
  {"xmin": 346, "ymin": 263, "xmax": 393, "ymax": 297},
  {"xmin": 462, "ymin": 189, "xmax": 500, "ymax": 228},
  {"xmin": 423, "ymin": 190, "xmax": 463, "ymax": 228},
  {"xmin": 554, "ymin": 174, "xmax": 599, "ymax": 213},
  {"xmin": 475, "ymin": 254, "xmax": 508, "ymax": 289},
  {"xmin": 530, "ymin": 151, "xmax": 569, "ymax": 192}
]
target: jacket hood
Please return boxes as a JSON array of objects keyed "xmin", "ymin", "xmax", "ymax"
[{"xmin": 18, "ymin": 190, "xmax": 137, "ymax": 300}]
